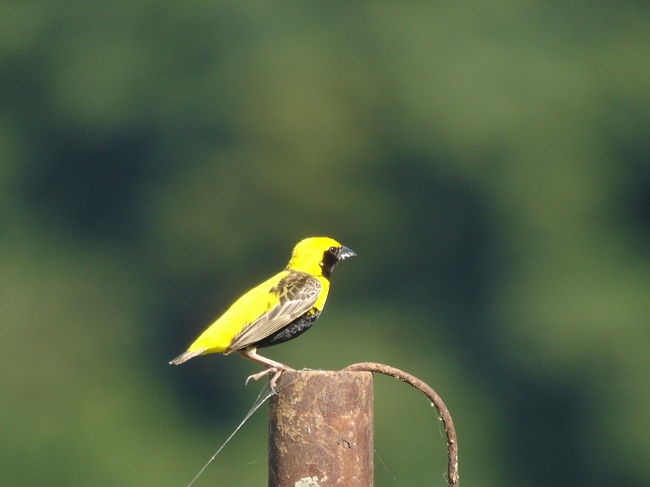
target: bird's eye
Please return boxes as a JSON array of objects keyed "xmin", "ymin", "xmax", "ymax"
[{"xmin": 329, "ymin": 246, "xmax": 337, "ymax": 253}]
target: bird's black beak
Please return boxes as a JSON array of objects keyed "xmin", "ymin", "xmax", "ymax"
[{"xmin": 338, "ymin": 246, "xmax": 357, "ymax": 260}]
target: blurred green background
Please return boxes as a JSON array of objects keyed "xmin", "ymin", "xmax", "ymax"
[{"xmin": 2, "ymin": 1, "xmax": 649, "ymax": 486}]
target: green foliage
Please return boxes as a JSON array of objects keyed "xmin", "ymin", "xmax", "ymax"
[{"xmin": 2, "ymin": 1, "xmax": 649, "ymax": 486}]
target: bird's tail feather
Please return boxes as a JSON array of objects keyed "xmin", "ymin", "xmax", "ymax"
[{"xmin": 169, "ymin": 348, "xmax": 207, "ymax": 365}]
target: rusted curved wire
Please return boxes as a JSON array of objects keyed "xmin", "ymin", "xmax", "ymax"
[{"xmin": 343, "ymin": 362, "xmax": 459, "ymax": 486}]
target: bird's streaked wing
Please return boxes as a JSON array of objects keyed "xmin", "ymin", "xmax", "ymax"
[{"xmin": 226, "ymin": 272, "xmax": 321, "ymax": 353}]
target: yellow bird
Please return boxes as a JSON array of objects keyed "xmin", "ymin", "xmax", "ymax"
[{"xmin": 169, "ymin": 237, "xmax": 356, "ymax": 384}]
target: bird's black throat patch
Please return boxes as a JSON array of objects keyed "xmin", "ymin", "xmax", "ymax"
[
  {"xmin": 255, "ymin": 310, "xmax": 321, "ymax": 349},
  {"xmin": 320, "ymin": 248, "xmax": 340, "ymax": 279}
]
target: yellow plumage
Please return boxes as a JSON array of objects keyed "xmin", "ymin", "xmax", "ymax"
[
  {"xmin": 169, "ymin": 237, "xmax": 355, "ymax": 374},
  {"xmin": 187, "ymin": 272, "xmax": 292, "ymax": 354}
]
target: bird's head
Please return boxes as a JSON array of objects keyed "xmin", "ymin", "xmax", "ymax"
[{"xmin": 287, "ymin": 237, "xmax": 356, "ymax": 278}]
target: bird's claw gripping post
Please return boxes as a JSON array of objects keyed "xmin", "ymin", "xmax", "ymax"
[
  {"xmin": 239, "ymin": 348, "xmax": 295, "ymax": 391},
  {"xmin": 245, "ymin": 367, "xmax": 289, "ymax": 391}
]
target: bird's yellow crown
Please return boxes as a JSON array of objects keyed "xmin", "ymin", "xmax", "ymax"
[{"xmin": 286, "ymin": 237, "xmax": 343, "ymax": 276}]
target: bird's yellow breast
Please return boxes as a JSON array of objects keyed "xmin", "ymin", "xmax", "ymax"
[{"xmin": 312, "ymin": 275, "xmax": 330, "ymax": 310}]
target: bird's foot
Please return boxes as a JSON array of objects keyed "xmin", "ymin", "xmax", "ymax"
[
  {"xmin": 245, "ymin": 367, "xmax": 275, "ymax": 386},
  {"xmin": 245, "ymin": 366, "xmax": 293, "ymax": 392}
]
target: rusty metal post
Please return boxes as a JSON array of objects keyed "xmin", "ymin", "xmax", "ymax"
[{"xmin": 268, "ymin": 370, "xmax": 374, "ymax": 487}]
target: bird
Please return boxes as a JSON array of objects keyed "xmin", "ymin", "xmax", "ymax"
[{"xmin": 169, "ymin": 237, "xmax": 356, "ymax": 387}]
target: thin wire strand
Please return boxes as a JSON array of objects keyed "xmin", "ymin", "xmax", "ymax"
[
  {"xmin": 374, "ymin": 448, "xmax": 399, "ymax": 483},
  {"xmin": 184, "ymin": 375, "xmax": 298, "ymax": 487}
]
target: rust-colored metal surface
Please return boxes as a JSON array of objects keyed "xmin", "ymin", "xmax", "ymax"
[{"xmin": 268, "ymin": 370, "xmax": 374, "ymax": 487}]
